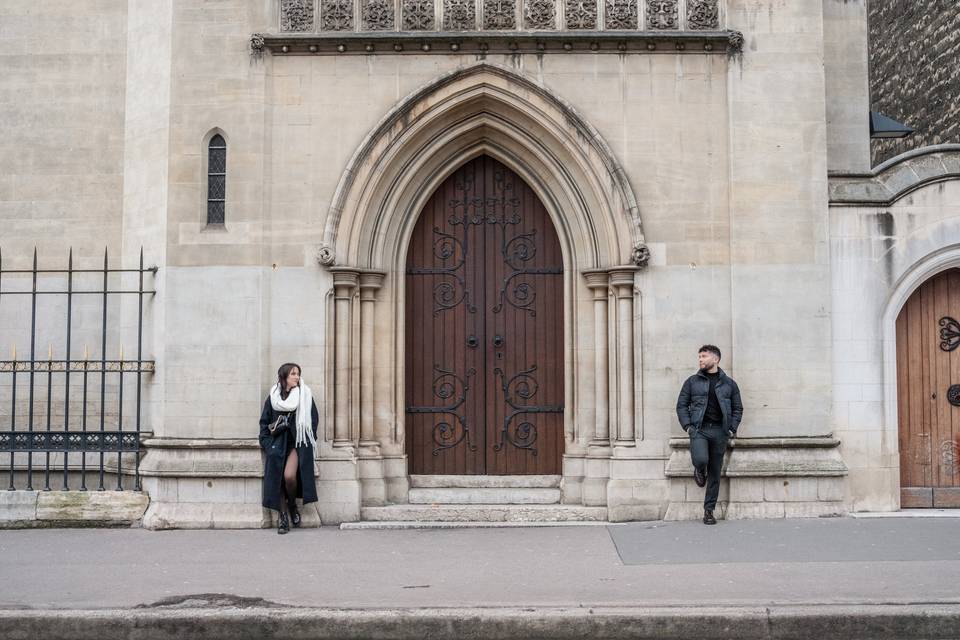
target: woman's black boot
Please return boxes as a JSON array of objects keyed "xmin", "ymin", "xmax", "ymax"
[
  {"xmin": 277, "ymin": 511, "xmax": 290, "ymax": 534},
  {"xmin": 288, "ymin": 499, "xmax": 301, "ymax": 528}
]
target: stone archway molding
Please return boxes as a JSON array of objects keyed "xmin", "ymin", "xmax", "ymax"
[
  {"xmin": 319, "ymin": 62, "xmax": 646, "ymax": 271},
  {"xmin": 829, "ymin": 144, "xmax": 960, "ymax": 206}
]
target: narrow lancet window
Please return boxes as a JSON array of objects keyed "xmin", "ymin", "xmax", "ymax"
[{"xmin": 207, "ymin": 134, "xmax": 226, "ymax": 224}]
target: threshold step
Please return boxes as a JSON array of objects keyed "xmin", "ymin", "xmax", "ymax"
[
  {"xmin": 360, "ymin": 504, "xmax": 607, "ymax": 523},
  {"xmin": 409, "ymin": 475, "xmax": 561, "ymax": 489},
  {"xmin": 408, "ymin": 487, "xmax": 560, "ymax": 504}
]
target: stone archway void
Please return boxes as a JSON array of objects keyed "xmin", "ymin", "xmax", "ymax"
[
  {"xmin": 896, "ymin": 267, "xmax": 960, "ymax": 507},
  {"xmin": 405, "ymin": 155, "xmax": 564, "ymax": 475}
]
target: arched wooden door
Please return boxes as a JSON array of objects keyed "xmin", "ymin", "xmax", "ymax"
[
  {"xmin": 405, "ymin": 156, "xmax": 564, "ymax": 475},
  {"xmin": 896, "ymin": 268, "xmax": 960, "ymax": 507}
]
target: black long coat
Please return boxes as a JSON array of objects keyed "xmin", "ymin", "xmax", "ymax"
[{"xmin": 258, "ymin": 397, "xmax": 319, "ymax": 510}]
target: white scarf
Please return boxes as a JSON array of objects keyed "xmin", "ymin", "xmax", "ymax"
[{"xmin": 269, "ymin": 381, "xmax": 317, "ymax": 448}]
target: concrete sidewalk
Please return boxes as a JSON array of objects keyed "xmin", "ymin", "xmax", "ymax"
[{"xmin": 1, "ymin": 517, "xmax": 959, "ymax": 638}]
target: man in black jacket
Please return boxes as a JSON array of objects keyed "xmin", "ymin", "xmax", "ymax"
[{"xmin": 675, "ymin": 345, "xmax": 743, "ymax": 525}]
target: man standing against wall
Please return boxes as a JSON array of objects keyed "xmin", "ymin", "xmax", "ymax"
[{"xmin": 676, "ymin": 345, "xmax": 744, "ymax": 525}]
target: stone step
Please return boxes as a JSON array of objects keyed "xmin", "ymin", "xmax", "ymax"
[
  {"xmin": 408, "ymin": 487, "xmax": 561, "ymax": 504},
  {"xmin": 409, "ymin": 475, "xmax": 561, "ymax": 489},
  {"xmin": 360, "ymin": 504, "xmax": 608, "ymax": 523},
  {"xmin": 341, "ymin": 520, "xmax": 614, "ymax": 530}
]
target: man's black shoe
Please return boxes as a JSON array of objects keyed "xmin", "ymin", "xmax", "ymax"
[
  {"xmin": 703, "ymin": 510, "xmax": 717, "ymax": 525},
  {"xmin": 693, "ymin": 466, "xmax": 707, "ymax": 488}
]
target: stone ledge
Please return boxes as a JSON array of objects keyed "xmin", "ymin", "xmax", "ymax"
[
  {"xmin": 256, "ymin": 29, "xmax": 742, "ymax": 55},
  {"xmin": 666, "ymin": 436, "xmax": 848, "ymax": 478},
  {"xmin": 0, "ymin": 490, "xmax": 149, "ymax": 528}
]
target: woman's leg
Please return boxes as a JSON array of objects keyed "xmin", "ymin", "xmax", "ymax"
[{"xmin": 283, "ymin": 448, "xmax": 299, "ymax": 508}]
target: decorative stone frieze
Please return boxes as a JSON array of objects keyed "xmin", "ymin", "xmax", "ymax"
[
  {"xmin": 321, "ymin": 0, "xmax": 354, "ymax": 31},
  {"xmin": 362, "ymin": 0, "xmax": 396, "ymax": 30},
  {"xmin": 443, "ymin": 0, "xmax": 477, "ymax": 30},
  {"xmin": 645, "ymin": 0, "xmax": 678, "ymax": 29},
  {"xmin": 260, "ymin": 31, "xmax": 741, "ymax": 55},
  {"xmin": 524, "ymin": 0, "xmax": 557, "ymax": 30},
  {"xmin": 484, "ymin": 0, "xmax": 517, "ymax": 30},
  {"xmin": 604, "ymin": 0, "xmax": 637, "ymax": 30},
  {"xmin": 403, "ymin": 0, "xmax": 436, "ymax": 30},
  {"xmin": 281, "ymin": 0, "xmax": 316, "ymax": 31},
  {"xmin": 565, "ymin": 0, "xmax": 597, "ymax": 29},
  {"xmin": 686, "ymin": 0, "xmax": 718, "ymax": 30}
]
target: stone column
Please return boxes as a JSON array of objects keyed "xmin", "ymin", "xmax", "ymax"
[
  {"xmin": 609, "ymin": 267, "xmax": 638, "ymax": 445},
  {"xmin": 318, "ymin": 268, "xmax": 362, "ymax": 524},
  {"xmin": 330, "ymin": 268, "xmax": 359, "ymax": 449},
  {"xmin": 358, "ymin": 270, "xmax": 387, "ymax": 506},
  {"xmin": 584, "ymin": 270, "xmax": 611, "ymax": 445},
  {"xmin": 358, "ymin": 271, "xmax": 385, "ymax": 451}
]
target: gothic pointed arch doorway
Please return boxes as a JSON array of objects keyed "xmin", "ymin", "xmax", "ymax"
[{"xmin": 405, "ymin": 155, "xmax": 564, "ymax": 475}]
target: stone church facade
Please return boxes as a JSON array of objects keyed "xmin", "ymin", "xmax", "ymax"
[{"xmin": 0, "ymin": 0, "xmax": 957, "ymax": 527}]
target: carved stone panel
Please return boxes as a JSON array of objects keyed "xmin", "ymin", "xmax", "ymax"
[
  {"xmin": 362, "ymin": 0, "xmax": 396, "ymax": 30},
  {"xmin": 443, "ymin": 0, "xmax": 477, "ymax": 30},
  {"xmin": 523, "ymin": 0, "xmax": 556, "ymax": 29},
  {"xmin": 565, "ymin": 0, "xmax": 597, "ymax": 29},
  {"xmin": 645, "ymin": 0, "xmax": 677, "ymax": 29},
  {"xmin": 403, "ymin": 0, "xmax": 436, "ymax": 29},
  {"xmin": 687, "ymin": 0, "xmax": 718, "ymax": 29},
  {"xmin": 321, "ymin": 0, "xmax": 354, "ymax": 30},
  {"xmin": 483, "ymin": 0, "xmax": 517, "ymax": 29},
  {"xmin": 604, "ymin": 0, "xmax": 637, "ymax": 29},
  {"xmin": 281, "ymin": 0, "xmax": 316, "ymax": 31}
]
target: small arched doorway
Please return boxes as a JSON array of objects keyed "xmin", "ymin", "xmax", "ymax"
[
  {"xmin": 404, "ymin": 155, "xmax": 564, "ymax": 475},
  {"xmin": 896, "ymin": 267, "xmax": 960, "ymax": 507}
]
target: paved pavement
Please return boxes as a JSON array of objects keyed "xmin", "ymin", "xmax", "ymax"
[{"xmin": 1, "ymin": 517, "xmax": 959, "ymax": 610}]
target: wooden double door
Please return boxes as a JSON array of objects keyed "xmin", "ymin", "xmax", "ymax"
[
  {"xmin": 896, "ymin": 268, "xmax": 960, "ymax": 507},
  {"xmin": 405, "ymin": 156, "xmax": 564, "ymax": 475}
]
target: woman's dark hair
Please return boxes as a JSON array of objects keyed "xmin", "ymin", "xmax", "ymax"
[
  {"xmin": 698, "ymin": 345, "xmax": 721, "ymax": 360},
  {"xmin": 277, "ymin": 362, "xmax": 302, "ymax": 399}
]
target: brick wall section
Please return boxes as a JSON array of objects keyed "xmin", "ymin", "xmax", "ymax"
[{"xmin": 868, "ymin": 0, "xmax": 960, "ymax": 166}]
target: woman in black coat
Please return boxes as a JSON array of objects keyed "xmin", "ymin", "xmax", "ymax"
[{"xmin": 259, "ymin": 362, "xmax": 319, "ymax": 534}]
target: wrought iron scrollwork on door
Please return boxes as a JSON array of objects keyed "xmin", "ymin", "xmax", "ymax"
[
  {"xmin": 940, "ymin": 316, "xmax": 960, "ymax": 352},
  {"xmin": 493, "ymin": 365, "xmax": 563, "ymax": 456},
  {"xmin": 407, "ymin": 227, "xmax": 478, "ymax": 316},
  {"xmin": 406, "ymin": 365, "xmax": 477, "ymax": 455},
  {"xmin": 493, "ymin": 229, "xmax": 562, "ymax": 317}
]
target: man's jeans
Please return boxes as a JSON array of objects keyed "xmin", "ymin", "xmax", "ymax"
[{"xmin": 689, "ymin": 423, "xmax": 728, "ymax": 512}]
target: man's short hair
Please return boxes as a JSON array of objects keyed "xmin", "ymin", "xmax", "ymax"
[{"xmin": 698, "ymin": 344, "xmax": 721, "ymax": 360}]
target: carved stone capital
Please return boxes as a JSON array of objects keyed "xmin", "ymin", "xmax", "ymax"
[
  {"xmin": 608, "ymin": 266, "xmax": 638, "ymax": 297},
  {"xmin": 330, "ymin": 267, "xmax": 360, "ymax": 298},
  {"xmin": 582, "ymin": 269, "xmax": 611, "ymax": 299},
  {"xmin": 358, "ymin": 270, "xmax": 387, "ymax": 301}
]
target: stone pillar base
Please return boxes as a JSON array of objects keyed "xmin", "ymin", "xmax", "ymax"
[
  {"xmin": 606, "ymin": 454, "xmax": 668, "ymax": 522},
  {"xmin": 139, "ymin": 438, "xmax": 269, "ymax": 530},
  {"xmin": 316, "ymin": 456, "xmax": 361, "ymax": 524},
  {"xmin": 359, "ymin": 454, "xmax": 387, "ymax": 507}
]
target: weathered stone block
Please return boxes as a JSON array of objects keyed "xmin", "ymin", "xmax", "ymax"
[
  {"xmin": 36, "ymin": 491, "xmax": 149, "ymax": 523},
  {"xmin": 0, "ymin": 491, "xmax": 38, "ymax": 522},
  {"xmin": 726, "ymin": 501, "xmax": 784, "ymax": 520}
]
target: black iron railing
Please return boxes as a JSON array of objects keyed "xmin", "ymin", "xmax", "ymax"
[{"xmin": 0, "ymin": 248, "xmax": 157, "ymax": 491}]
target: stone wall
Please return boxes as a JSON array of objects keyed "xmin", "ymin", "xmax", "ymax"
[{"xmin": 868, "ymin": 0, "xmax": 960, "ymax": 165}]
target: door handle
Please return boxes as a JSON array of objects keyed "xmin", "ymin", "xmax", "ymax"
[
  {"xmin": 493, "ymin": 335, "xmax": 504, "ymax": 348},
  {"xmin": 466, "ymin": 335, "xmax": 478, "ymax": 349}
]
